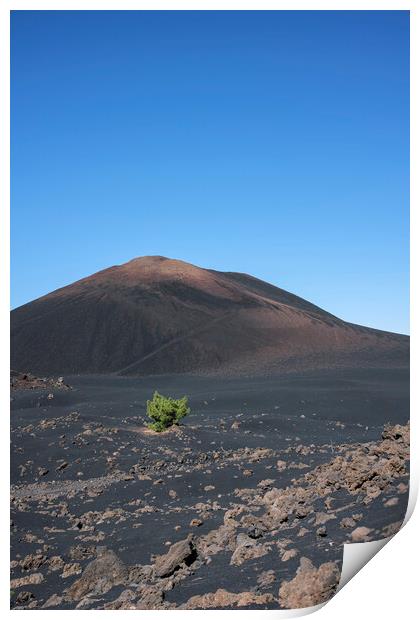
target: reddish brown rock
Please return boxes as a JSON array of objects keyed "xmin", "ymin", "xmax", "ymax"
[
  {"xmin": 350, "ymin": 526, "xmax": 373, "ymax": 542},
  {"xmin": 154, "ymin": 536, "xmax": 197, "ymax": 578},
  {"xmin": 66, "ymin": 548, "xmax": 128, "ymax": 601},
  {"xmin": 11, "ymin": 573, "xmax": 44, "ymax": 589},
  {"xmin": 181, "ymin": 588, "xmax": 275, "ymax": 609},
  {"xmin": 279, "ymin": 557, "xmax": 340, "ymax": 609}
]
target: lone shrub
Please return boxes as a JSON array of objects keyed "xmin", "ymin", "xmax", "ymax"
[{"xmin": 146, "ymin": 391, "xmax": 190, "ymax": 432}]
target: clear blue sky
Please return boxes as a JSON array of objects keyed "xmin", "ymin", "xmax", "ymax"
[{"xmin": 11, "ymin": 10, "xmax": 409, "ymax": 334}]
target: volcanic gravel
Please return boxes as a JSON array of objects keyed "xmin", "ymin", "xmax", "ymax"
[{"xmin": 10, "ymin": 369, "xmax": 409, "ymax": 610}]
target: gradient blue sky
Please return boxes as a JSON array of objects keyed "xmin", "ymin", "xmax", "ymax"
[{"xmin": 11, "ymin": 10, "xmax": 409, "ymax": 333}]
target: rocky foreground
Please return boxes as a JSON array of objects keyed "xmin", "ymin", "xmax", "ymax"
[
  {"xmin": 10, "ymin": 371, "xmax": 70, "ymax": 391},
  {"xmin": 10, "ymin": 381, "xmax": 409, "ymax": 611}
]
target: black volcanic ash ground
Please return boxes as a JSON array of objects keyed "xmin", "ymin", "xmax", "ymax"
[{"xmin": 10, "ymin": 369, "xmax": 409, "ymax": 610}]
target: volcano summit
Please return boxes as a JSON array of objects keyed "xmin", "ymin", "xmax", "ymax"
[{"xmin": 11, "ymin": 256, "xmax": 408, "ymax": 376}]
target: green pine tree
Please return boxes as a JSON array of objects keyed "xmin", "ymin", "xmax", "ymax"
[{"xmin": 146, "ymin": 391, "xmax": 190, "ymax": 432}]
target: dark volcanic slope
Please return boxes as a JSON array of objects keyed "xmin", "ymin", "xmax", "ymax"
[{"xmin": 11, "ymin": 256, "xmax": 408, "ymax": 376}]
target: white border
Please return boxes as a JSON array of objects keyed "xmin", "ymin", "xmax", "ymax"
[{"xmin": 1, "ymin": 2, "xmax": 416, "ymax": 618}]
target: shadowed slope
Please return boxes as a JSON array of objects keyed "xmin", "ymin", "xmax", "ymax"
[{"xmin": 11, "ymin": 256, "xmax": 408, "ymax": 376}]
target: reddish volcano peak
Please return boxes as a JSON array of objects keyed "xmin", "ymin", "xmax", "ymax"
[{"xmin": 10, "ymin": 256, "xmax": 409, "ymax": 376}]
